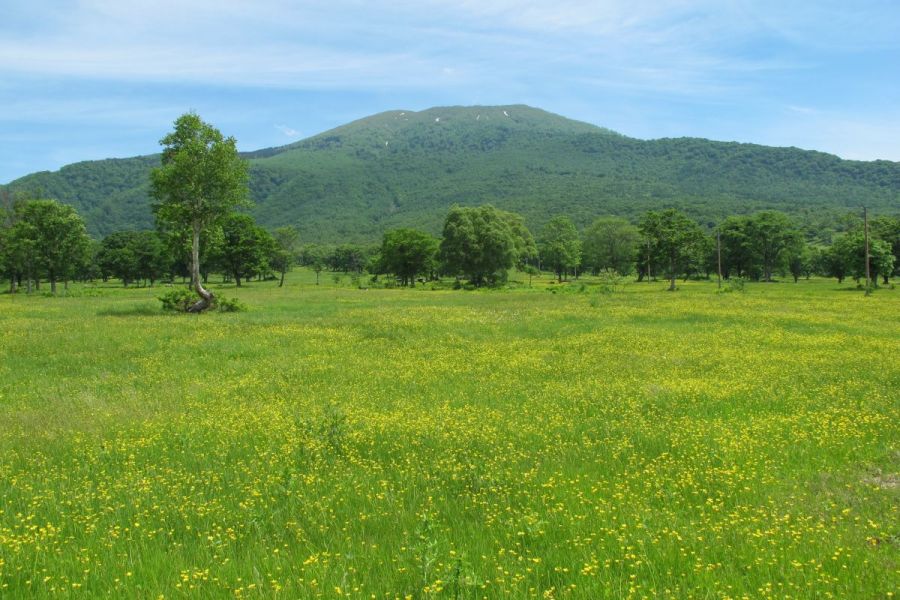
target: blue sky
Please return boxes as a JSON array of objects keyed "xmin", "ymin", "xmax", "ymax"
[{"xmin": 1, "ymin": 0, "xmax": 899, "ymax": 183}]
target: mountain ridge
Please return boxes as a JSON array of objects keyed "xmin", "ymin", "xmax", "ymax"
[{"xmin": 5, "ymin": 105, "xmax": 898, "ymax": 241}]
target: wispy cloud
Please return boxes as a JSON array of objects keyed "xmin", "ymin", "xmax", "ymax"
[
  {"xmin": 275, "ymin": 125, "xmax": 301, "ymax": 138},
  {"xmin": 1, "ymin": 0, "xmax": 898, "ymax": 181}
]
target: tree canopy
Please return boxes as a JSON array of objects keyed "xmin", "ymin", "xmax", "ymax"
[{"xmin": 150, "ymin": 113, "xmax": 248, "ymax": 311}]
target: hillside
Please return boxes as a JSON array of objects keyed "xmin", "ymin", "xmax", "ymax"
[{"xmin": 5, "ymin": 104, "xmax": 899, "ymax": 241}]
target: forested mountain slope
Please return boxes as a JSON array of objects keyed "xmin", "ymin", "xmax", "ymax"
[{"xmin": 6, "ymin": 105, "xmax": 898, "ymax": 241}]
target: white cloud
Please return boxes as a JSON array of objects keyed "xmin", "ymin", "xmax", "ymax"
[{"xmin": 275, "ymin": 124, "xmax": 300, "ymax": 138}]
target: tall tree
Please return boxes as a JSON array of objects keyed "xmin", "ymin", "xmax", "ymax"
[
  {"xmin": 150, "ymin": 113, "xmax": 249, "ymax": 312},
  {"xmin": 745, "ymin": 211, "xmax": 800, "ymax": 282},
  {"xmin": 870, "ymin": 215, "xmax": 900, "ymax": 283},
  {"xmin": 539, "ymin": 216, "xmax": 582, "ymax": 282},
  {"xmin": 14, "ymin": 199, "xmax": 90, "ymax": 294},
  {"xmin": 214, "ymin": 213, "xmax": 272, "ymax": 287},
  {"xmin": 716, "ymin": 216, "xmax": 753, "ymax": 279},
  {"xmin": 830, "ymin": 232, "xmax": 895, "ymax": 286},
  {"xmin": 272, "ymin": 226, "xmax": 299, "ymax": 287},
  {"xmin": 639, "ymin": 209, "xmax": 704, "ymax": 291},
  {"xmin": 581, "ymin": 216, "xmax": 640, "ymax": 276},
  {"xmin": 498, "ymin": 210, "xmax": 538, "ymax": 269},
  {"xmin": 379, "ymin": 228, "xmax": 438, "ymax": 287},
  {"xmin": 440, "ymin": 205, "xmax": 517, "ymax": 286}
]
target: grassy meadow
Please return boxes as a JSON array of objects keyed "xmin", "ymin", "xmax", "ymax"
[{"xmin": 0, "ymin": 272, "xmax": 897, "ymax": 598}]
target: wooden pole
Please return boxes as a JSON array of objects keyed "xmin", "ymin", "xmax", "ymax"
[
  {"xmin": 716, "ymin": 230, "xmax": 722, "ymax": 289},
  {"xmin": 864, "ymin": 206, "xmax": 872, "ymax": 296}
]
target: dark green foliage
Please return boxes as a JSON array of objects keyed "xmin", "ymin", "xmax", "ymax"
[
  {"xmin": 6, "ymin": 105, "xmax": 898, "ymax": 241},
  {"xmin": 150, "ymin": 113, "xmax": 250, "ymax": 311},
  {"xmin": 539, "ymin": 216, "xmax": 582, "ymax": 281},
  {"xmin": 215, "ymin": 295, "xmax": 248, "ymax": 312},
  {"xmin": 7, "ymin": 199, "xmax": 91, "ymax": 293},
  {"xmin": 328, "ymin": 244, "xmax": 373, "ymax": 273},
  {"xmin": 640, "ymin": 209, "xmax": 706, "ymax": 291},
  {"xmin": 98, "ymin": 230, "xmax": 167, "ymax": 286},
  {"xmin": 499, "ymin": 209, "xmax": 538, "ymax": 269},
  {"xmin": 869, "ymin": 215, "xmax": 900, "ymax": 280},
  {"xmin": 159, "ymin": 288, "xmax": 197, "ymax": 312},
  {"xmin": 271, "ymin": 226, "xmax": 299, "ymax": 287},
  {"xmin": 828, "ymin": 232, "xmax": 895, "ymax": 285},
  {"xmin": 581, "ymin": 216, "xmax": 640, "ymax": 276},
  {"xmin": 378, "ymin": 228, "xmax": 438, "ymax": 286},
  {"xmin": 213, "ymin": 213, "xmax": 275, "ymax": 287},
  {"xmin": 440, "ymin": 205, "xmax": 517, "ymax": 286},
  {"xmin": 743, "ymin": 211, "xmax": 802, "ymax": 281}
]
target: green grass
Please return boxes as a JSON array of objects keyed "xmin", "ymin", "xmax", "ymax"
[{"xmin": 0, "ymin": 272, "xmax": 897, "ymax": 598}]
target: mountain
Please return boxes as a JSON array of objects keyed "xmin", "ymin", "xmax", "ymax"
[{"xmin": 5, "ymin": 104, "xmax": 899, "ymax": 241}]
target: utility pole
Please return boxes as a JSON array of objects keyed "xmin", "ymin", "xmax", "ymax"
[
  {"xmin": 716, "ymin": 230, "xmax": 722, "ymax": 289},
  {"xmin": 864, "ymin": 206, "xmax": 872, "ymax": 296}
]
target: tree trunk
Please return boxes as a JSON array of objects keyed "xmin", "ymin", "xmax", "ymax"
[
  {"xmin": 235, "ymin": 273, "xmax": 242, "ymax": 288},
  {"xmin": 279, "ymin": 269, "xmax": 285, "ymax": 288},
  {"xmin": 188, "ymin": 221, "xmax": 214, "ymax": 312},
  {"xmin": 50, "ymin": 272, "xmax": 57, "ymax": 295},
  {"xmin": 668, "ymin": 257, "xmax": 676, "ymax": 291}
]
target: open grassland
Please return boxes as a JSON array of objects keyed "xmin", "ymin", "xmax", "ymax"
[{"xmin": 0, "ymin": 274, "xmax": 897, "ymax": 598}]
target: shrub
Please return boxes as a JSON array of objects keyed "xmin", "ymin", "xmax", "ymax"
[
  {"xmin": 597, "ymin": 269, "xmax": 625, "ymax": 294},
  {"xmin": 159, "ymin": 288, "xmax": 196, "ymax": 312},
  {"xmin": 721, "ymin": 277, "xmax": 746, "ymax": 293},
  {"xmin": 216, "ymin": 295, "xmax": 247, "ymax": 312}
]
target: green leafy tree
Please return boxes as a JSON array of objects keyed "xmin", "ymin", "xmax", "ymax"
[
  {"xmin": 272, "ymin": 226, "xmax": 299, "ymax": 287},
  {"xmin": 299, "ymin": 244, "xmax": 328, "ymax": 285},
  {"xmin": 539, "ymin": 216, "xmax": 582, "ymax": 282},
  {"xmin": 745, "ymin": 211, "xmax": 800, "ymax": 281},
  {"xmin": 150, "ymin": 113, "xmax": 249, "ymax": 311},
  {"xmin": 639, "ymin": 209, "xmax": 704, "ymax": 291},
  {"xmin": 14, "ymin": 199, "xmax": 90, "ymax": 294},
  {"xmin": 830, "ymin": 232, "xmax": 895, "ymax": 287},
  {"xmin": 717, "ymin": 216, "xmax": 754, "ymax": 279},
  {"xmin": 215, "ymin": 213, "xmax": 272, "ymax": 287},
  {"xmin": 98, "ymin": 231, "xmax": 138, "ymax": 285},
  {"xmin": 870, "ymin": 215, "xmax": 900, "ymax": 282},
  {"xmin": 440, "ymin": 205, "xmax": 517, "ymax": 286},
  {"xmin": 582, "ymin": 216, "xmax": 639, "ymax": 276},
  {"xmin": 785, "ymin": 237, "xmax": 810, "ymax": 283},
  {"xmin": 379, "ymin": 228, "xmax": 438, "ymax": 287},
  {"xmin": 498, "ymin": 210, "xmax": 538, "ymax": 269}
]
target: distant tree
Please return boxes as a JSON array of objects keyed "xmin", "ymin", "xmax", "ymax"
[
  {"xmin": 13, "ymin": 199, "xmax": 90, "ymax": 294},
  {"xmin": 498, "ymin": 210, "xmax": 538, "ymax": 269},
  {"xmin": 379, "ymin": 228, "xmax": 438, "ymax": 287},
  {"xmin": 870, "ymin": 215, "xmax": 900, "ymax": 282},
  {"xmin": 215, "ymin": 213, "xmax": 271, "ymax": 287},
  {"xmin": 440, "ymin": 205, "xmax": 517, "ymax": 286},
  {"xmin": 150, "ymin": 113, "xmax": 249, "ymax": 312},
  {"xmin": 582, "ymin": 216, "xmax": 640, "ymax": 276},
  {"xmin": 830, "ymin": 232, "xmax": 895, "ymax": 286},
  {"xmin": 639, "ymin": 209, "xmax": 704, "ymax": 291},
  {"xmin": 717, "ymin": 216, "xmax": 754, "ymax": 279},
  {"xmin": 299, "ymin": 244, "xmax": 328, "ymax": 285},
  {"xmin": 744, "ymin": 211, "xmax": 800, "ymax": 281},
  {"xmin": 272, "ymin": 226, "xmax": 299, "ymax": 287},
  {"xmin": 539, "ymin": 216, "xmax": 582, "ymax": 282},
  {"xmin": 98, "ymin": 231, "xmax": 138, "ymax": 285},
  {"xmin": 329, "ymin": 244, "xmax": 369, "ymax": 273},
  {"xmin": 785, "ymin": 237, "xmax": 810, "ymax": 283}
]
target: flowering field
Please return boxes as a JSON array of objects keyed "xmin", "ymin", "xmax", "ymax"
[{"xmin": 0, "ymin": 275, "xmax": 897, "ymax": 598}]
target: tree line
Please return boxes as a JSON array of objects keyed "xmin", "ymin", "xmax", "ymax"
[
  {"xmin": 2, "ymin": 112, "xmax": 897, "ymax": 297},
  {"xmin": 2, "ymin": 192, "xmax": 898, "ymax": 295}
]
